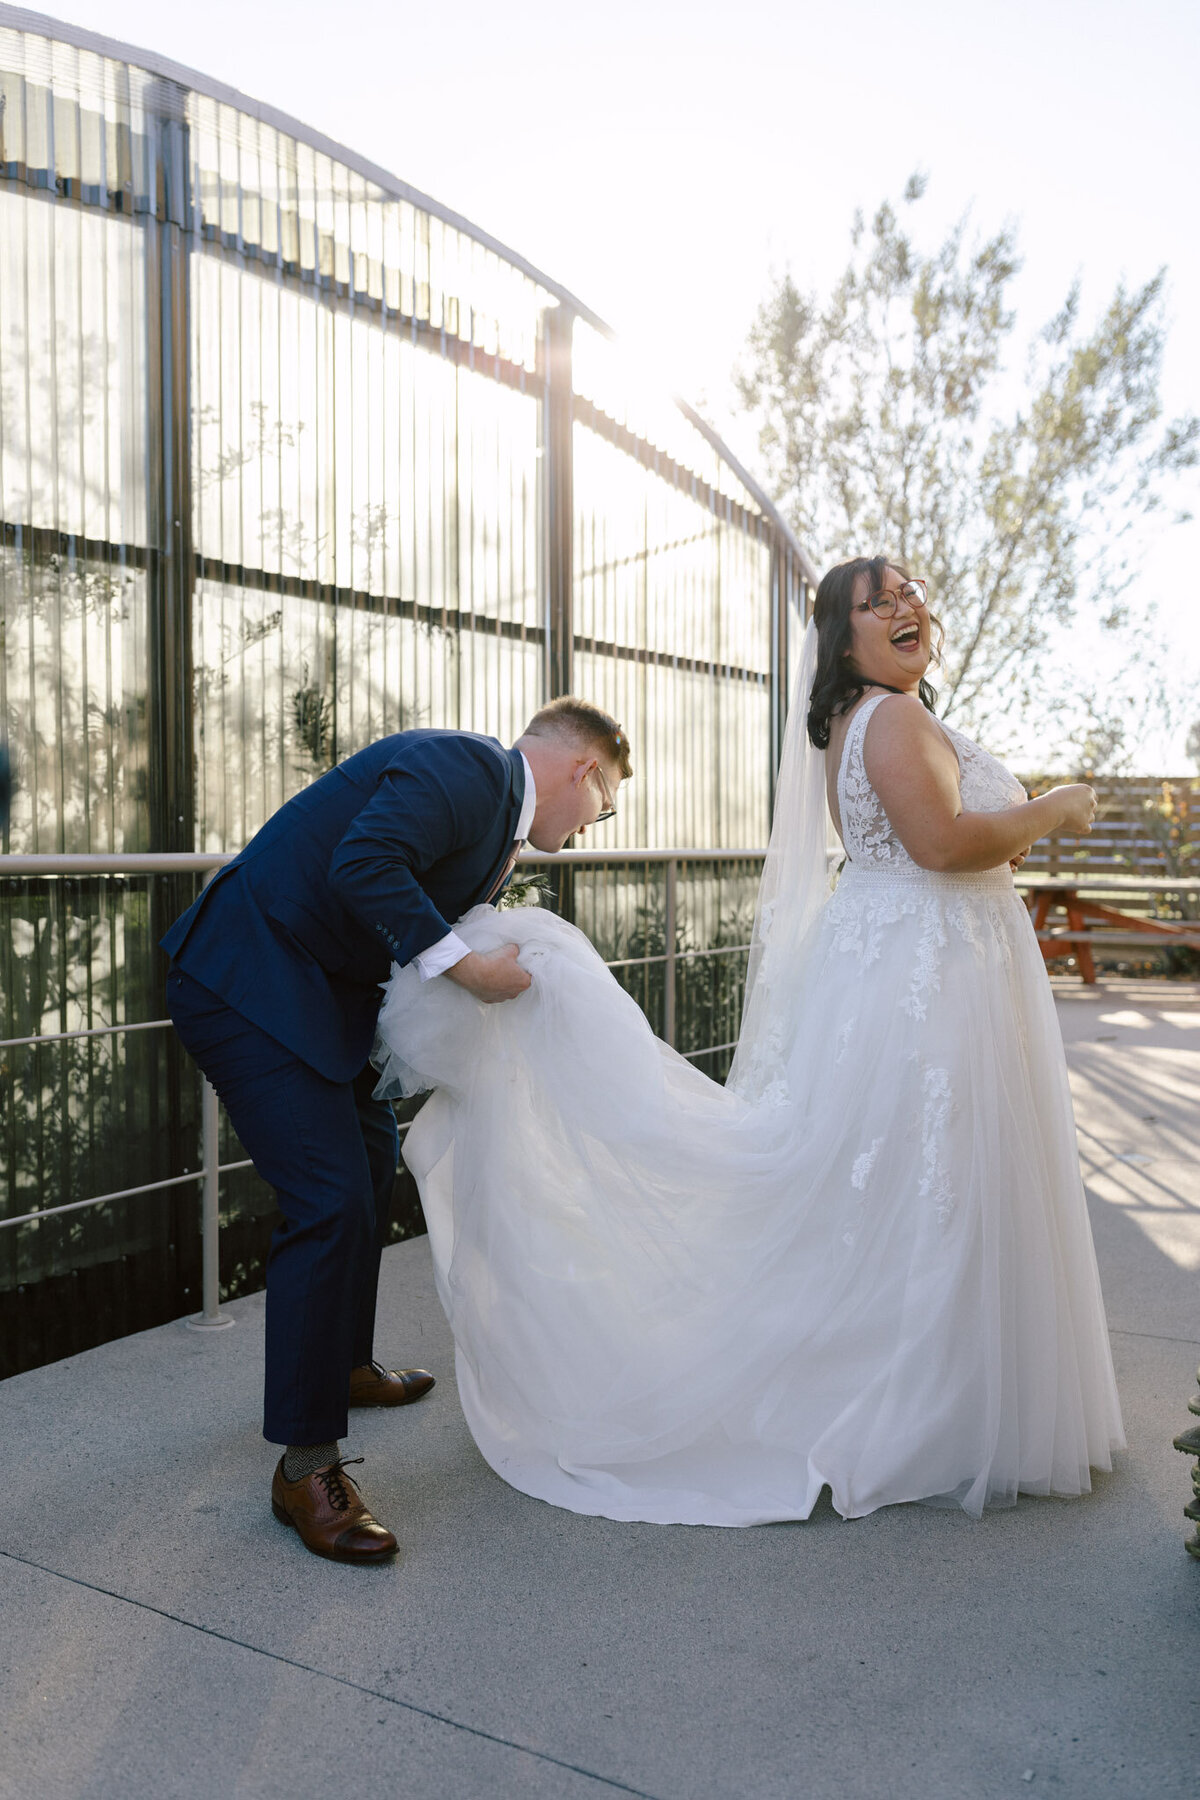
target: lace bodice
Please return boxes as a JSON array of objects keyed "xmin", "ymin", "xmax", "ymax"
[{"xmin": 836, "ymin": 694, "xmax": 1026, "ymax": 870}]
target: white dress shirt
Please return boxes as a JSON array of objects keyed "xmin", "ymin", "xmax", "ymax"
[{"xmin": 412, "ymin": 752, "xmax": 536, "ymax": 981}]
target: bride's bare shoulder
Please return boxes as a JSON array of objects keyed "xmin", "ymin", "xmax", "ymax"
[
  {"xmin": 863, "ymin": 692, "xmax": 949, "ymax": 751},
  {"xmin": 862, "ymin": 695, "xmax": 959, "ymax": 796},
  {"xmin": 825, "ymin": 691, "xmax": 880, "ymax": 761}
]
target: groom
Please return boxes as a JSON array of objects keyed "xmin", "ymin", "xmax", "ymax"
[{"xmin": 163, "ymin": 699, "xmax": 631, "ymax": 1564}]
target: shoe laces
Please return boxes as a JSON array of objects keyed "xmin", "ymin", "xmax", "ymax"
[{"xmin": 314, "ymin": 1457, "xmax": 364, "ymax": 1513}]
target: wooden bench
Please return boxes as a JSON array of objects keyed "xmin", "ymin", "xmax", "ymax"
[{"xmin": 1017, "ymin": 876, "xmax": 1200, "ymax": 983}]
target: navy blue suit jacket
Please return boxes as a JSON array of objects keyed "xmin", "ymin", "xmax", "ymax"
[{"xmin": 161, "ymin": 731, "xmax": 526, "ymax": 1082}]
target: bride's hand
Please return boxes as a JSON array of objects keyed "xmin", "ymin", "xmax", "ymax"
[
  {"xmin": 444, "ymin": 943, "xmax": 533, "ymax": 1003},
  {"xmin": 1048, "ymin": 784, "xmax": 1098, "ymax": 835}
]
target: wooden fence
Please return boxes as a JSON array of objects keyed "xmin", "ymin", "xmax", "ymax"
[{"xmin": 1018, "ymin": 774, "xmax": 1200, "ymax": 881}]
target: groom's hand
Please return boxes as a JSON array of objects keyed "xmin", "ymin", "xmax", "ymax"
[{"xmin": 444, "ymin": 944, "xmax": 532, "ymax": 1003}]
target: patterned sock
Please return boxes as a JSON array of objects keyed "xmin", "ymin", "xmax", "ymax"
[{"xmin": 283, "ymin": 1441, "xmax": 340, "ymax": 1481}]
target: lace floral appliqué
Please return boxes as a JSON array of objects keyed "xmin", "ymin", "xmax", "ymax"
[
  {"xmin": 919, "ymin": 1066, "xmax": 956, "ymax": 1226},
  {"xmin": 851, "ymin": 1137, "xmax": 885, "ymax": 1191}
]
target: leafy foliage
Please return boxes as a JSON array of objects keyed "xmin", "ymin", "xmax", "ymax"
[
  {"xmin": 1134, "ymin": 779, "xmax": 1200, "ymax": 882},
  {"xmin": 290, "ymin": 660, "xmax": 334, "ymax": 770},
  {"xmin": 1187, "ymin": 718, "xmax": 1200, "ymax": 775},
  {"xmin": 1130, "ymin": 779, "xmax": 1200, "ymax": 966},
  {"xmin": 736, "ymin": 175, "xmax": 1199, "ymax": 756},
  {"xmin": 497, "ymin": 871, "xmax": 552, "ymax": 910}
]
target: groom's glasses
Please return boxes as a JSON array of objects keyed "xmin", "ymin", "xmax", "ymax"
[
  {"xmin": 852, "ymin": 577, "xmax": 928, "ymax": 619},
  {"xmin": 589, "ymin": 764, "xmax": 617, "ymax": 824}
]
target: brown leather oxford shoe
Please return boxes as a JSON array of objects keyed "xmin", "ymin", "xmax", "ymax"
[
  {"xmin": 349, "ymin": 1360, "xmax": 436, "ymax": 1408},
  {"xmin": 270, "ymin": 1456, "xmax": 398, "ymax": 1564}
]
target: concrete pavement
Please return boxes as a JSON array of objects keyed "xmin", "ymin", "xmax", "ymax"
[{"xmin": 1, "ymin": 981, "xmax": 1197, "ymax": 1800}]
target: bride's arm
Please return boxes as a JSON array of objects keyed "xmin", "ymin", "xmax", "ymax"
[{"xmin": 863, "ymin": 695, "xmax": 1096, "ymax": 874}]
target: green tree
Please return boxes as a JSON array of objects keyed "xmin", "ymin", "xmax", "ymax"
[
  {"xmin": 736, "ymin": 175, "xmax": 1199, "ymax": 752},
  {"xmin": 1187, "ymin": 718, "xmax": 1200, "ymax": 774}
]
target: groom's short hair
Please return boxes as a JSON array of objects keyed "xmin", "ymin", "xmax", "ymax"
[{"xmin": 522, "ymin": 698, "xmax": 633, "ymax": 780}]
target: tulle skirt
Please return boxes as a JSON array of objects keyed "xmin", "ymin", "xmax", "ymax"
[{"xmin": 373, "ymin": 865, "xmax": 1124, "ymax": 1525}]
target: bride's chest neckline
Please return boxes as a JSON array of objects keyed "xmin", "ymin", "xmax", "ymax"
[{"xmin": 828, "ymin": 701, "xmax": 1022, "ymax": 831}]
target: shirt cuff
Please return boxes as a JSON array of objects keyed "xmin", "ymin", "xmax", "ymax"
[{"xmin": 413, "ymin": 930, "xmax": 471, "ymax": 982}]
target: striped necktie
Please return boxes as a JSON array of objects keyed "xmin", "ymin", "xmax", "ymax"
[{"xmin": 484, "ymin": 839, "xmax": 525, "ymax": 905}]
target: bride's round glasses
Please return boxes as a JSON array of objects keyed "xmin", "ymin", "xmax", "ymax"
[{"xmin": 853, "ymin": 578, "xmax": 928, "ymax": 619}]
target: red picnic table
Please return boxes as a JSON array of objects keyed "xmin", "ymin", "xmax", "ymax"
[{"xmin": 1018, "ymin": 874, "xmax": 1200, "ymax": 984}]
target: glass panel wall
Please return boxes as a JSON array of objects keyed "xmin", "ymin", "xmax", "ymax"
[
  {"xmin": 189, "ymin": 259, "xmax": 543, "ymax": 847},
  {"xmin": 571, "ymin": 319, "xmax": 776, "ymax": 851},
  {"xmin": 0, "ymin": 13, "xmax": 815, "ymax": 1374}
]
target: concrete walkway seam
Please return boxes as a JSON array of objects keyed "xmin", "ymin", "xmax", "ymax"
[{"xmin": 0, "ymin": 1548, "xmax": 666, "ymax": 1800}]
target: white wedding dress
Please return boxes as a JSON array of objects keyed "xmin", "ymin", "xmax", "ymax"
[{"xmin": 373, "ymin": 685, "xmax": 1124, "ymax": 1525}]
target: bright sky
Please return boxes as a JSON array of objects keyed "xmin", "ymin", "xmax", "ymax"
[{"xmin": 40, "ymin": 0, "xmax": 1200, "ymax": 769}]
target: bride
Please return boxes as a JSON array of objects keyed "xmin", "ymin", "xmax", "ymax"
[{"xmin": 373, "ymin": 556, "xmax": 1125, "ymax": 1524}]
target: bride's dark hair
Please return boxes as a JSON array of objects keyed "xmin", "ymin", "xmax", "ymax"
[{"xmin": 806, "ymin": 555, "xmax": 944, "ymax": 749}]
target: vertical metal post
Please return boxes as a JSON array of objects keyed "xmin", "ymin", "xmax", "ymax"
[
  {"xmin": 768, "ymin": 536, "xmax": 785, "ymax": 824},
  {"xmin": 544, "ymin": 301, "xmax": 574, "ymax": 703},
  {"xmin": 144, "ymin": 81, "xmax": 208, "ymax": 1331},
  {"xmin": 543, "ymin": 300, "xmax": 576, "ymax": 927},
  {"xmin": 186, "ymin": 1076, "xmax": 233, "ymax": 1330},
  {"xmin": 664, "ymin": 857, "xmax": 678, "ymax": 1049},
  {"xmin": 186, "ymin": 866, "xmax": 233, "ymax": 1330},
  {"xmin": 144, "ymin": 80, "xmax": 195, "ymax": 862}
]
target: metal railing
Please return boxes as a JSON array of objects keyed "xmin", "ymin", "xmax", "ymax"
[
  {"xmin": 519, "ymin": 846, "xmax": 764, "ymax": 1053},
  {"xmin": 0, "ymin": 846, "xmax": 766, "ymax": 1331}
]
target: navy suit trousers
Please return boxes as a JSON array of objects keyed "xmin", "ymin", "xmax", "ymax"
[{"xmin": 167, "ymin": 968, "xmax": 399, "ymax": 1445}]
